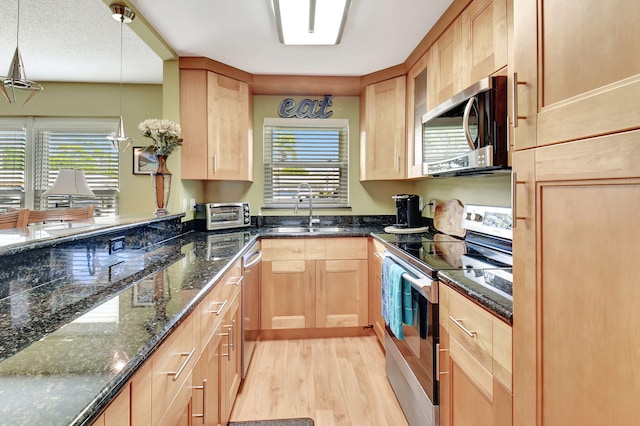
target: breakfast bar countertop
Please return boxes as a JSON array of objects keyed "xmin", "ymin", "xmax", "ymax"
[{"xmin": 0, "ymin": 228, "xmax": 259, "ymax": 425}]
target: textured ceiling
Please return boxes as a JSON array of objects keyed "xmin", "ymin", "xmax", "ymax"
[{"xmin": 0, "ymin": 0, "xmax": 453, "ymax": 84}]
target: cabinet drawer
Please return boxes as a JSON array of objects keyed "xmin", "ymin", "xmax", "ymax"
[
  {"xmin": 448, "ymin": 289, "xmax": 493, "ymax": 372},
  {"xmin": 325, "ymin": 238, "xmax": 368, "ymax": 259},
  {"xmin": 201, "ymin": 269, "xmax": 241, "ymax": 344},
  {"xmin": 151, "ymin": 314, "xmax": 196, "ymax": 424}
]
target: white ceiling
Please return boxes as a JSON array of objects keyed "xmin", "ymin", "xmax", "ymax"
[{"xmin": 0, "ymin": 0, "xmax": 453, "ymax": 85}]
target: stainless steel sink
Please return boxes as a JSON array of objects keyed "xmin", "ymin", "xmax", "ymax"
[{"xmin": 266, "ymin": 226, "xmax": 349, "ymax": 234}]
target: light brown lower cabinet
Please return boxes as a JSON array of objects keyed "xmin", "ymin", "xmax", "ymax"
[
  {"xmin": 368, "ymin": 238, "xmax": 386, "ymax": 344},
  {"xmin": 439, "ymin": 285, "xmax": 513, "ymax": 426},
  {"xmin": 261, "ymin": 238, "xmax": 368, "ymax": 330},
  {"xmin": 92, "ymin": 260, "xmax": 242, "ymax": 426}
]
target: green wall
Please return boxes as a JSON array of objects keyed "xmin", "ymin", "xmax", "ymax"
[
  {"xmin": 0, "ymin": 81, "xmax": 168, "ymax": 216},
  {"xmin": 0, "ymin": 78, "xmax": 511, "ymax": 220},
  {"xmin": 202, "ymin": 94, "xmax": 417, "ymax": 217}
]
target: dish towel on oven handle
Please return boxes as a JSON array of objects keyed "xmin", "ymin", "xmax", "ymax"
[{"xmin": 382, "ymin": 257, "xmax": 416, "ymax": 340}]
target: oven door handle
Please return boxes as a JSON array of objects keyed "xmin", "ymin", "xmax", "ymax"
[{"xmin": 400, "ymin": 272, "xmax": 431, "ymax": 291}]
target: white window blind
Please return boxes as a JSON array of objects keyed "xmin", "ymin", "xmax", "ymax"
[
  {"xmin": 34, "ymin": 119, "xmax": 119, "ymax": 215},
  {"xmin": 0, "ymin": 124, "xmax": 27, "ymax": 212},
  {"xmin": 0, "ymin": 117, "xmax": 119, "ymax": 216},
  {"xmin": 263, "ymin": 118, "xmax": 349, "ymax": 208}
]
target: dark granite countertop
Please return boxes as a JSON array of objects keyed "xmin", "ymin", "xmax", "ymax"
[
  {"xmin": 438, "ymin": 269, "xmax": 513, "ymax": 324},
  {"xmin": 0, "ymin": 212, "xmax": 512, "ymax": 424},
  {"xmin": 0, "ymin": 213, "xmax": 186, "ymax": 257},
  {"xmin": 0, "ymin": 228, "xmax": 259, "ymax": 425},
  {"xmin": 370, "ymin": 231, "xmax": 513, "ymax": 324}
]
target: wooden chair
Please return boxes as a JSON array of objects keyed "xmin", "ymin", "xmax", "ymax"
[
  {"xmin": 0, "ymin": 208, "xmax": 30, "ymax": 229},
  {"xmin": 27, "ymin": 205, "xmax": 95, "ymax": 225}
]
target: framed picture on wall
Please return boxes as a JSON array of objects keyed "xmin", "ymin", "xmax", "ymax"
[{"xmin": 132, "ymin": 147, "xmax": 157, "ymax": 175}]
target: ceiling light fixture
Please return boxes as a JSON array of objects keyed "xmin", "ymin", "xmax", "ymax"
[
  {"xmin": 0, "ymin": 0, "xmax": 43, "ymax": 105},
  {"xmin": 107, "ymin": 4, "xmax": 136, "ymax": 152},
  {"xmin": 273, "ymin": 0, "xmax": 351, "ymax": 45}
]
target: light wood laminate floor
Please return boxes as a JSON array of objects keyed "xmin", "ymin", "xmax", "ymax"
[{"xmin": 230, "ymin": 336, "xmax": 408, "ymax": 426}]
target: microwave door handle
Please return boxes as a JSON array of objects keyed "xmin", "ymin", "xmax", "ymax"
[{"xmin": 462, "ymin": 97, "xmax": 477, "ymax": 150}]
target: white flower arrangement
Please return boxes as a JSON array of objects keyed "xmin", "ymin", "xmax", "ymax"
[{"xmin": 138, "ymin": 118, "xmax": 183, "ymax": 156}]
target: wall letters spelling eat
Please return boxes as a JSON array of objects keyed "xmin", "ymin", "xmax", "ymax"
[{"xmin": 278, "ymin": 95, "xmax": 333, "ymax": 119}]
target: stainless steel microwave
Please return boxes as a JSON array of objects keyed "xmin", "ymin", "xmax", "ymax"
[
  {"xmin": 421, "ymin": 76, "xmax": 508, "ymax": 176},
  {"xmin": 195, "ymin": 202, "xmax": 250, "ymax": 230}
]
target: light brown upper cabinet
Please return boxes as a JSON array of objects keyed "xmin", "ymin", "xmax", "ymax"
[
  {"xmin": 427, "ymin": 18, "xmax": 462, "ymax": 111},
  {"xmin": 180, "ymin": 70, "xmax": 253, "ymax": 181},
  {"xmin": 512, "ymin": 0, "xmax": 640, "ymax": 150},
  {"xmin": 360, "ymin": 76, "xmax": 407, "ymax": 181},
  {"xmin": 406, "ymin": 54, "xmax": 428, "ymax": 179},
  {"xmin": 460, "ymin": 0, "xmax": 507, "ymax": 89}
]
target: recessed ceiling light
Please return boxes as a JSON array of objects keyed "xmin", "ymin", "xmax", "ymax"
[{"xmin": 273, "ymin": 0, "xmax": 351, "ymax": 45}]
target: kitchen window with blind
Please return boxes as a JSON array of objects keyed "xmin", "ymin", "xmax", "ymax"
[
  {"xmin": 0, "ymin": 117, "xmax": 120, "ymax": 215},
  {"xmin": 263, "ymin": 118, "xmax": 349, "ymax": 208}
]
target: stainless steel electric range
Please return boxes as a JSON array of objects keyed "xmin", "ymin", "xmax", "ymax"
[{"xmin": 374, "ymin": 204, "xmax": 513, "ymax": 426}]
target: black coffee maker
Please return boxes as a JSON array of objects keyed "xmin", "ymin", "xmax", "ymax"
[{"xmin": 392, "ymin": 194, "xmax": 422, "ymax": 228}]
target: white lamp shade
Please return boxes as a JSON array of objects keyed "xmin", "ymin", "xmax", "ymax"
[{"xmin": 43, "ymin": 169, "xmax": 95, "ymax": 197}]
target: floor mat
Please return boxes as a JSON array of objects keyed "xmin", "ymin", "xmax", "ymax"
[{"xmin": 228, "ymin": 419, "xmax": 314, "ymax": 426}]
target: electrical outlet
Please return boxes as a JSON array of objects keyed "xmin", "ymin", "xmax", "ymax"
[
  {"xmin": 189, "ymin": 198, "xmax": 196, "ymax": 212},
  {"xmin": 430, "ymin": 199, "xmax": 437, "ymax": 214}
]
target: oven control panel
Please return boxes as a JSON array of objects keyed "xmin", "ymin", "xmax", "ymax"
[{"xmin": 461, "ymin": 205, "xmax": 512, "ymax": 240}]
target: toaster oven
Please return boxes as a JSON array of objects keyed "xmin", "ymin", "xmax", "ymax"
[{"xmin": 195, "ymin": 202, "xmax": 250, "ymax": 230}]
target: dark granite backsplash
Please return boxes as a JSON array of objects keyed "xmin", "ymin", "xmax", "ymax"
[{"xmin": 0, "ymin": 216, "xmax": 184, "ymax": 362}]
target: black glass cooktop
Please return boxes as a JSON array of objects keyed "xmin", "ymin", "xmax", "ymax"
[{"xmin": 375, "ymin": 231, "xmax": 512, "ymax": 277}]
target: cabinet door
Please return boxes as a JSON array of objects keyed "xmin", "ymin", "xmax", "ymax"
[
  {"xmin": 207, "ymin": 72, "xmax": 252, "ymax": 181},
  {"xmin": 368, "ymin": 239, "xmax": 385, "ymax": 343},
  {"xmin": 316, "ymin": 259, "xmax": 368, "ymax": 327},
  {"xmin": 406, "ymin": 54, "xmax": 428, "ymax": 178},
  {"xmin": 192, "ymin": 327, "xmax": 222, "ymax": 426},
  {"xmin": 460, "ymin": 0, "xmax": 507, "ymax": 89},
  {"xmin": 261, "ymin": 260, "xmax": 315, "ymax": 329},
  {"xmin": 513, "ymin": 131, "xmax": 640, "ymax": 426},
  {"xmin": 427, "ymin": 19, "xmax": 462, "ymax": 110},
  {"xmin": 220, "ymin": 292, "xmax": 242, "ymax": 426},
  {"xmin": 360, "ymin": 76, "xmax": 406, "ymax": 180},
  {"xmin": 513, "ymin": 0, "xmax": 640, "ymax": 149}
]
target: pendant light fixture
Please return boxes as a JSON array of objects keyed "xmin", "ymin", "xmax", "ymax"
[
  {"xmin": 107, "ymin": 4, "xmax": 136, "ymax": 152},
  {"xmin": 0, "ymin": 0, "xmax": 43, "ymax": 105}
]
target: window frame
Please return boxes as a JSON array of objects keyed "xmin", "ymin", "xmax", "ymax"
[
  {"xmin": 263, "ymin": 117, "xmax": 350, "ymax": 209},
  {"xmin": 0, "ymin": 117, "xmax": 120, "ymax": 215}
]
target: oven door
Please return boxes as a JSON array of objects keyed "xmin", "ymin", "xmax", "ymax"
[{"xmin": 385, "ymin": 284, "xmax": 439, "ymax": 426}]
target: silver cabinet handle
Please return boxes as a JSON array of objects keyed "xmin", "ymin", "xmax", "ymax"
[
  {"xmin": 192, "ymin": 378, "xmax": 207, "ymax": 424},
  {"xmin": 436, "ymin": 343, "xmax": 449, "ymax": 379},
  {"xmin": 221, "ymin": 329, "xmax": 231, "ymax": 359},
  {"xmin": 209, "ymin": 299, "xmax": 227, "ymax": 315},
  {"xmin": 231, "ymin": 276, "xmax": 243, "ymax": 286},
  {"xmin": 449, "ymin": 316, "xmax": 477, "ymax": 338},
  {"xmin": 512, "ymin": 72, "xmax": 527, "ymax": 128},
  {"xmin": 212, "ymin": 154, "xmax": 217, "ymax": 173},
  {"xmin": 169, "ymin": 347, "xmax": 196, "ymax": 382},
  {"xmin": 511, "ymin": 172, "xmax": 528, "ymax": 229}
]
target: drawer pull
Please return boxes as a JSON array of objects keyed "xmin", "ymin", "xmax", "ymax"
[
  {"xmin": 231, "ymin": 276, "xmax": 243, "ymax": 286},
  {"xmin": 192, "ymin": 378, "xmax": 207, "ymax": 423},
  {"xmin": 209, "ymin": 299, "xmax": 227, "ymax": 315},
  {"xmin": 449, "ymin": 316, "xmax": 477, "ymax": 338},
  {"xmin": 169, "ymin": 347, "xmax": 196, "ymax": 382}
]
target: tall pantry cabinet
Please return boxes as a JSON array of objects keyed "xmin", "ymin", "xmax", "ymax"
[{"xmin": 511, "ymin": 0, "xmax": 640, "ymax": 425}]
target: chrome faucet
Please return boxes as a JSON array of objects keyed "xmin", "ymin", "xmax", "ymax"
[{"xmin": 294, "ymin": 182, "xmax": 317, "ymax": 227}]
